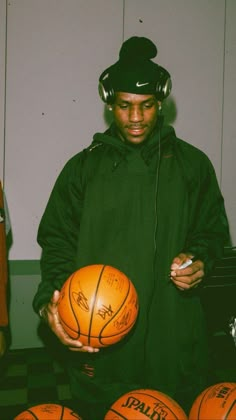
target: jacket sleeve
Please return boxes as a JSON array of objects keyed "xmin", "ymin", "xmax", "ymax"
[
  {"xmin": 184, "ymin": 152, "xmax": 230, "ymax": 278},
  {"xmin": 32, "ymin": 151, "xmax": 86, "ymax": 313}
]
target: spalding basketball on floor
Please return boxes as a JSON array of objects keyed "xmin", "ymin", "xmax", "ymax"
[
  {"xmin": 104, "ymin": 388, "xmax": 188, "ymax": 419},
  {"xmin": 58, "ymin": 264, "xmax": 139, "ymax": 347},
  {"xmin": 189, "ymin": 382, "xmax": 236, "ymax": 419},
  {"xmin": 14, "ymin": 403, "xmax": 82, "ymax": 419}
]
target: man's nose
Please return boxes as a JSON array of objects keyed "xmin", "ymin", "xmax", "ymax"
[{"xmin": 129, "ymin": 106, "xmax": 144, "ymax": 122}]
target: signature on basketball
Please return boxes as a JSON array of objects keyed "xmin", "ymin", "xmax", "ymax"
[
  {"xmin": 97, "ymin": 304, "xmax": 114, "ymax": 319},
  {"xmin": 72, "ymin": 291, "xmax": 89, "ymax": 312},
  {"xmin": 113, "ymin": 307, "xmax": 132, "ymax": 330}
]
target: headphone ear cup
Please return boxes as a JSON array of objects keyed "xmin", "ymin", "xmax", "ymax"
[
  {"xmin": 155, "ymin": 67, "xmax": 172, "ymax": 101},
  {"xmin": 98, "ymin": 73, "xmax": 115, "ymax": 104}
]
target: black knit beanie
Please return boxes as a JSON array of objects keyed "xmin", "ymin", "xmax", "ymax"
[{"xmin": 99, "ymin": 36, "xmax": 170, "ymax": 96}]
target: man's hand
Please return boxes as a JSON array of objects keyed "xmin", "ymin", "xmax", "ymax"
[
  {"xmin": 170, "ymin": 253, "xmax": 204, "ymax": 291},
  {"xmin": 40, "ymin": 290, "xmax": 99, "ymax": 353}
]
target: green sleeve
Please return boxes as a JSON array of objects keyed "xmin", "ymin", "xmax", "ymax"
[
  {"xmin": 32, "ymin": 151, "xmax": 86, "ymax": 313},
  {"xmin": 184, "ymin": 155, "xmax": 230, "ymax": 278}
]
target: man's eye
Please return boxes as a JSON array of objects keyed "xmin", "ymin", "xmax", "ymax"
[
  {"xmin": 119, "ymin": 104, "xmax": 128, "ymax": 109},
  {"xmin": 143, "ymin": 103, "xmax": 153, "ymax": 109}
]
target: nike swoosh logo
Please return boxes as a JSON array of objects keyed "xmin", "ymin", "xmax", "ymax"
[{"xmin": 136, "ymin": 81, "xmax": 150, "ymax": 87}]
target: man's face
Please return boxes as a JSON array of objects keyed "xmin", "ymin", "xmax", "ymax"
[{"xmin": 111, "ymin": 92, "xmax": 160, "ymax": 145}]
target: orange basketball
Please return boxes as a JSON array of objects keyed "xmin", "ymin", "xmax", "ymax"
[
  {"xmin": 104, "ymin": 388, "xmax": 188, "ymax": 420},
  {"xmin": 58, "ymin": 264, "xmax": 139, "ymax": 347},
  {"xmin": 189, "ymin": 382, "xmax": 236, "ymax": 419},
  {"xmin": 14, "ymin": 403, "xmax": 82, "ymax": 419}
]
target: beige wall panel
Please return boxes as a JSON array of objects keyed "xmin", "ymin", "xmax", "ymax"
[{"xmin": 4, "ymin": 0, "xmax": 123, "ymax": 259}]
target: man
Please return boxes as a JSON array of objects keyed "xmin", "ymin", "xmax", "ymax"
[{"xmin": 33, "ymin": 36, "xmax": 230, "ymax": 419}]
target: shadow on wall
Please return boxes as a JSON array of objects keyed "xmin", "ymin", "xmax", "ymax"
[{"xmin": 162, "ymin": 96, "xmax": 177, "ymax": 126}]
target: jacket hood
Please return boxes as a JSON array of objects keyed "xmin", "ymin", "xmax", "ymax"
[{"xmin": 91, "ymin": 120, "xmax": 176, "ymax": 165}]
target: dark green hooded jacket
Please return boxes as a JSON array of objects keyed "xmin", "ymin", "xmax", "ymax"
[{"xmin": 33, "ymin": 123, "xmax": 229, "ymax": 415}]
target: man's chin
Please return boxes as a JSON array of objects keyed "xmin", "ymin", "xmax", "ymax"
[{"xmin": 124, "ymin": 136, "xmax": 149, "ymax": 146}]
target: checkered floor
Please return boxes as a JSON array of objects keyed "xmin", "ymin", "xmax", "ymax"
[
  {"xmin": 0, "ymin": 344, "xmax": 74, "ymax": 420},
  {"xmin": 0, "ymin": 333, "xmax": 236, "ymax": 420}
]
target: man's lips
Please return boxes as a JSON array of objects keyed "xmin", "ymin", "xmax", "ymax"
[{"xmin": 127, "ymin": 126, "xmax": 145, "ymax": 135}]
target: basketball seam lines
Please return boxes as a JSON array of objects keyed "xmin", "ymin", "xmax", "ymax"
[{"xmin": 88, "ymin": 264, "xmax": 106, "ymax": 346}]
